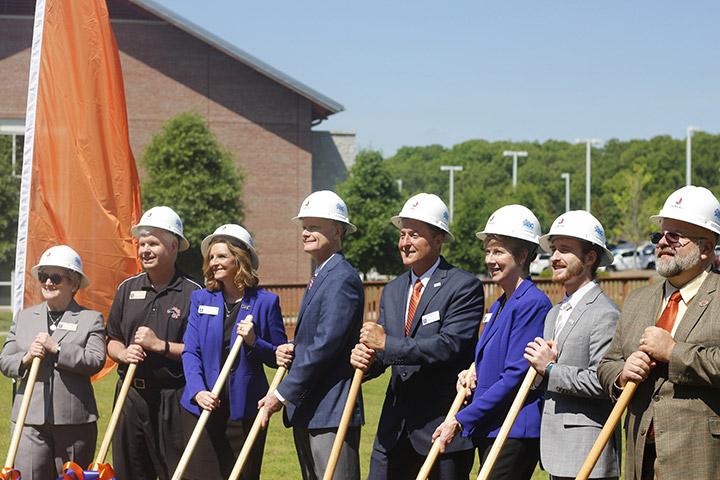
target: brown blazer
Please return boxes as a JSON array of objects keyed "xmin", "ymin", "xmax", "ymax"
[{"xmin": 598, "ymin": 271, "xmax": 720, "ymax": 480}]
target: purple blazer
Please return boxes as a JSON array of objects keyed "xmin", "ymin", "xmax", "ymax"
[{"xmin": 180, "ymin": 287, "xmax": 287, "ymax": 419}]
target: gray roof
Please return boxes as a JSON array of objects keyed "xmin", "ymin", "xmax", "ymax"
[{"xmin": 130, "ymin": 0, "xmax": 344, "ymax": 120}]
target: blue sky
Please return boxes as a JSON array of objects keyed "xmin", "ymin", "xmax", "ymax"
[{"xmin": 158, "ymin": 1, "xmax": 720, "ymax": 156}]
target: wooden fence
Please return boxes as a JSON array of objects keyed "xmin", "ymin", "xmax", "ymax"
[{"xmin": 265, "ymin": 275, "xmax": 656, "ymax": 335}]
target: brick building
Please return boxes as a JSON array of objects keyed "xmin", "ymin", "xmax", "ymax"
[{"xmin": 0, "ymin": 0, "xmax": 356, "ymax": 284}]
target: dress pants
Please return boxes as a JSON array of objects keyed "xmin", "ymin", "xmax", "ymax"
[
  {"xmin": 476, "ymin": 437, "xmax": 539, "ymax": 480},
  {"xmin": 112, "ymin": 384, "xmax": 185, "ymax": 480},
  {"xmin": 293, "ymin": 426, "xmax": 360, "ymax": 480},
  {"xmin": 13, "ymin": 422, "xmax": 97, "ymax": 479},
  {"xmin": 368, "ymin": 435, "xmax": 474, "ymax": 480},
  {"xmin": 180, "ymin": 405, "xmax": 265, "ymax": 480}
]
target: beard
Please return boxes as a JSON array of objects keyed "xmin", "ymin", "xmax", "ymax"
[
  {"xmin": 656, "ymin": 244, "xmax": 701, "ymax": 278},
  {"xmin": 552, "ymin": 258, "xmax": 586, "ymax": 284}
]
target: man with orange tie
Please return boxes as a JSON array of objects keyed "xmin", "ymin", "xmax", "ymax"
[
  {"xmin": 598, "ymin": 185, "xmax": 720, "ymax": 480},
  {"xmin": 351, "ymin": 193, "xmax": 484, "ymax": 479}
]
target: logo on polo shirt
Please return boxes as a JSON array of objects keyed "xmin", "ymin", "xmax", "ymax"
[{"xmin": 167, "ymin": 306, "xmax": 181, "ymax": 319}]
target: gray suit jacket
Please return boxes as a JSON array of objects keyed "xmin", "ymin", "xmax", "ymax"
[
  {"xmin": 598, "ymin": 271, "xmax": 720, "ymax": 480},
  {"xmin": 0, "ymin": 300, "xmax": 106, "ymax": 425},
  {"xmin": 540, "ymin": 284, "xmax": 620, "ymax": 478}
]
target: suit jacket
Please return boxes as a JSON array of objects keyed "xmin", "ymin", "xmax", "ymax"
[
  {"xmin": 276, "ymin": 252, "xmax": 365, "ymax": 429},
  {"xmin": 598, "ymin": 271, "xmax": 720, "ymax": 480},
  {"xmin": 456, "ymin": 278, "xmax": 550, "ymax": 440},
  {"xmin": 369, "ymin": 256, "xmax": 484, "ymax": 455},
  {"xmin": 0, "ymin": 300, "xmax": 106, "ymax": 425},
  {"xmin": 180, "ymin": 287, "xmax": 287, "ymax": 420},
  {"xmin": 540, "ymin": 284, "xmax": 620, "ymax": 478}
]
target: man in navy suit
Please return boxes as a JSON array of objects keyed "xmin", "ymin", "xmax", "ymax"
[
  {"xmin": 351, "ymin": 193, "xmax": 484, "ymax": 480},
  {"xmin": 258, "ymin": 190, "xmax": 364, "ymax": 480}
]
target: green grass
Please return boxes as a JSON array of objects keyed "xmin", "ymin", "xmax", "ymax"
[
  {"xmin": 0, "ymin": 311, "xmax": 12, "ymax": 332},
  {"xmin": 0, "ymin": 358, "xmax": 550, "ymax": 478}
]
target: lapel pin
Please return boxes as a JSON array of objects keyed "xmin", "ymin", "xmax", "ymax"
[
  {"xmin": 433, "ymin": 282, "xmax": 441, "ymax": 288},
  {"xmin": 699, "ymin": 299, "xmax": 710, "ymax": 307}
]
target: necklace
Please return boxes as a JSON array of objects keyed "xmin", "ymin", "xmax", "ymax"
[{"xmin": 48, "ymin": 310, "xmax": 64, "ymax": 331}]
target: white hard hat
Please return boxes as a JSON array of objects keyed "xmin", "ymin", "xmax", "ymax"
[
  {"xmin": 391, "ymin": 193, "xmax": 454, "ymax": 240},
  {"xmin": 539, "ymin": 210, "xmax": 614, "ymax": 267},
  {"xmin": 31, "ymin": 245, "xmax": 90, "ymax": 288},
  {"xmin": 292, "ymin": 190, "xmax": 357, "ymax": 233},
  {"xmin": 131, "ymin": 206, "xmax": 190, "ymax": 251},
  {"xmin": 476, "ymin": 205, "xmax": 541, "ymax": 245},
  {"xmin": 650, "ymin": 185, "xmax": 720, "ymax": 237},
  {"xmin": 201, "ymin": 224, "xmax": 259, "ymax": 270}
]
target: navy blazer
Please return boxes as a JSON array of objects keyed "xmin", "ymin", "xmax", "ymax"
[
  {"xmin": 456, "ymin": 278, "xmax": 551, "ymax": 439},
  {"xmin": 276, "ymin": 253, "xmax": 365, "ymax": 429},
  {"xmin": 181, "ymin": 287, "xmax": 287, "ymax": 420},
  {"xmin": 369, "ymin": 257, "xmax": 484, "ymax": 455}
]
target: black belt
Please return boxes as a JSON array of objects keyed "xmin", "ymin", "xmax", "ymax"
[{"xmin": 120, "ymin": 375, "xmax": 184, "ymax": 391}]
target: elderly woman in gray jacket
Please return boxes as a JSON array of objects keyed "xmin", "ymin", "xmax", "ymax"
[{"xmin": 0, "ymin": 245, "xmax": 106, "ymax": 479}]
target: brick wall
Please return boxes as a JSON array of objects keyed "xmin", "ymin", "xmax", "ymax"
[{"xmin": 0, "ymin": 15, "xmax": 316, "ymax": 283}]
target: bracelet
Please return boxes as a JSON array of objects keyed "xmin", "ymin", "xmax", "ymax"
[
  {"xmin": 545, "ymin": 361, "xmax": 555, "ymax": 375},
  {"xmin": 163, "ymin": 340, "xmax": 170, "ymax": 356}
]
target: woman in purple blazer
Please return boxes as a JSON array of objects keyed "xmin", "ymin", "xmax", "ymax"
[
  {"xmin": 433, "ymin": 205, "xmax": 552, "ymax": 479},
  {"xmin": 180, "ymin": 224, "xmax": 287, "ymax": 480}
]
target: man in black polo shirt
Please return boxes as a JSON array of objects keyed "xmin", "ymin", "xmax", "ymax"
[{"xmin": 107, "ymin": 206, "xmax": 201, "ymax": 480}]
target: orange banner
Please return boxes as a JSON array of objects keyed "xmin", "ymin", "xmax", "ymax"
[{"xmin": 16, "ymin": 0, "xmax": 141, "ymax": 378}]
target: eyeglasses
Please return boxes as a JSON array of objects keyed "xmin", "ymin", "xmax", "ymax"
[
  {"xmin": 649, "ymin": 231, "xmax": 706, "ymax": 247},
  {"xmin": 38, "ymin": 272, "xmax": 66, "ymax": 284}
]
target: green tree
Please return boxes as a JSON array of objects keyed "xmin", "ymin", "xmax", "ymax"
[
  {"xmin": 336, "ymin": 150, "xmax": 404, "ymax": 276},
  {"xmin": 0, "ymin": 135, "xmax": 21, "ymax": 270},
  {"xmin": 141, "ymin": 112, "xmax": 244, "ymax": 278}
]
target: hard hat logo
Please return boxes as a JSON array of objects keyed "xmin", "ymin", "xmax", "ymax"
[
  {"xmin": 650, "ymin": 185, "xmax": 720, "ymax": 237},
  {"xmin": 292, "ymin": 190, "xmax": 357, "ymax": 234},
  {"xmin": 539, "ymin": 210, "xmax": 614, "ymax": 267},
  {"xmin": 391, "ymin": 193, "xmax": 454, "ymax": 240},
  {"xmin": 476, "ymin": 204, "xmax": 541, "ymax": 245}
]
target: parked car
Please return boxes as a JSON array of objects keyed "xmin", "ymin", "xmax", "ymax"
[
  {"xmin": 530, "ymin": 253, "xmax": 551, "ymax": 275},
  {"xmin": 607, "ymin": 242, "xmax": 655, "ymax": 271}
]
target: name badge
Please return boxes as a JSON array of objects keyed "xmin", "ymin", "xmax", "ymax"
[
  {"xmin": 129, "ymin": 290, "xmax": 147, "ymax": 300},
  {"xmin": 198, "ymin": 305, "xmax": 219, "ymax": 316},
  {"xmin": 57, "ymin": 322, "xmax": 78, "ymax": 332},
  {"xmin": 433, "ymin": 282, "xmax": 442, "ymax": 288},
  {"xmin": 421, "ymin": 310, "xmax": 441, "ymax": 325},
  {"xmin": 482, "ymin": 313, "xmax": 493, "ymax": 324}
]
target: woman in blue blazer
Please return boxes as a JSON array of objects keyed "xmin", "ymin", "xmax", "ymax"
[
  {"xmin": 180, "ymin": 224, "xmax": 287, "ymax": 480},
  {"xmin": 433, "ymin": 205, "xmax": 552, "ymax": 479}
]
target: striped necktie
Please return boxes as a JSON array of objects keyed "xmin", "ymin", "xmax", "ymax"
[{"xmin": 405, "ymin": 279, "xmax": 423, "ymax": 336}]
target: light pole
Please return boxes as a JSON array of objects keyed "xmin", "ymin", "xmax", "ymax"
[
  {"xmin": 396, "ymin": 179, "xmax": 403, "ymax": 193},
  {"xmin": 575, "ymin": 138, "xmax": 601, "ymax": 213},
  {"xmin": 686, "ymin": 126, "xmax": 700, "ymax": 186},
  {"xmin": 440, "ymin": 165, "xmax": 463, "ymax": 223},
  {"xmin": 503, "ymin": 150, "xmax": 528, "ymax": 189},
  {"xmin": 561, "ymin": 172, "xmax": 570, "ymax": 212}
]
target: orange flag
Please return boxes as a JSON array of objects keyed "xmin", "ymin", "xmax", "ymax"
[{"xmin": 14, "ymin": 0, "xmax": 142, "ymax": 377}]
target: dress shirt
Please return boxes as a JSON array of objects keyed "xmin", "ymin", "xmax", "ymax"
[
  {"xmin": 554, "ymin": 280, "xmax": 598, "ymax": 338},
  {"xmin": 404, "ymin": 257, "xmax": 441, "ymax": 319},
  {"xmin": 662, "ymin": 268, "xmax": 709, "ymax": 337}
]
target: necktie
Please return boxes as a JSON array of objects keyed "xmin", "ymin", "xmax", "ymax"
[
  {"xmin": 657, "ymin": 290, "xmax": 682, "ymax": 333},
  {"xmin": 554, "ymin": 300, "xmax": 573, "ymax": 338},
  {"xmin": 648, "ymin": 289, "xmax": 683, "ymax": 441},
  {"xmin": 405, "ymin": 279, "xmax": 423, "ymax": 336},
  {"xmin": 307, "ymin": 272, "xmax": 316, "ymax": 291}
]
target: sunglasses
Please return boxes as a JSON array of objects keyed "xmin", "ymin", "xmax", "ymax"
[
  {"xmin": 38, "ymin": 272, "xmax": 67, "ymax": 284},
  {"xmin": 649, "ymin": 231, "xmax": 706, "ymax": 247}
]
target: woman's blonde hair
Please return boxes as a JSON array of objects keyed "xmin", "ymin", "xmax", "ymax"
[{"xmin": 203, "ymin": 238, "xmax": 259, "ymax": 291}]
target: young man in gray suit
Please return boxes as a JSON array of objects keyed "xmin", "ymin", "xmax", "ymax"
[
  {"xmin": 525, "ymin": 210, "xmax": 620, "ymax": 480},
  {"xmin": 598, "ymin": 186, "xmax": 720, "ymax": 480}
]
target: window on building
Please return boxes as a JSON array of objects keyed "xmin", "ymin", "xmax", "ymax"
[{"xmin": 1, "ymin": 119, "xmax": 25, "ymax": 177}]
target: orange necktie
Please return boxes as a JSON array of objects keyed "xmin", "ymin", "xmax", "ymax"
[
  {"xmin": 405, "ymin": 279, "xmax": 423, "ymax": 336},
  {"xmin": 657, "ymin": 290, "xmax": 682, "ymax": 333}
]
